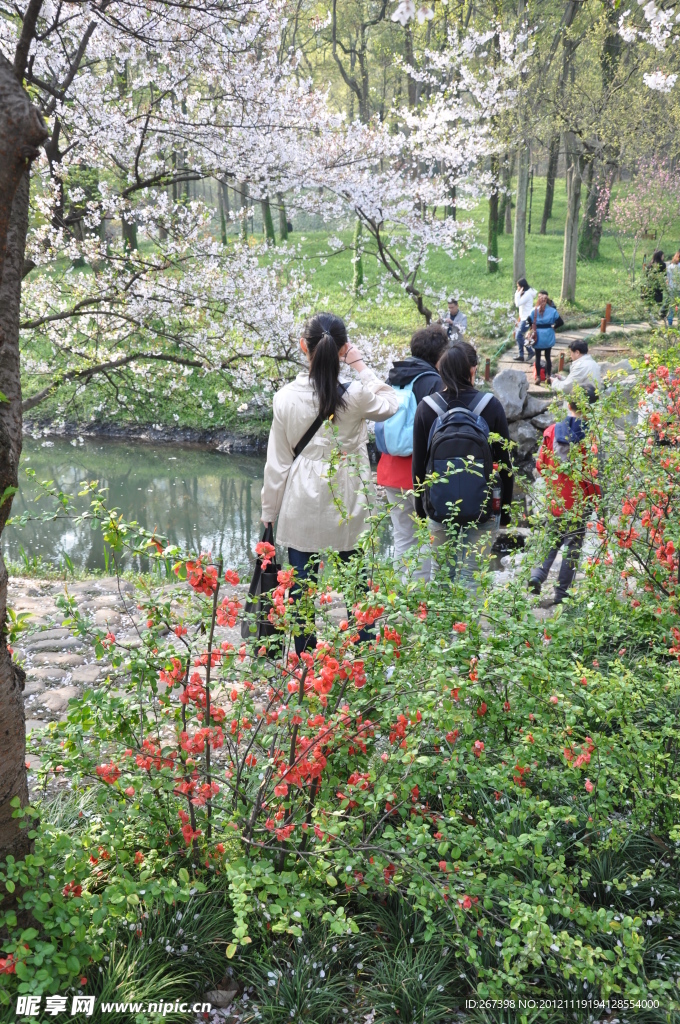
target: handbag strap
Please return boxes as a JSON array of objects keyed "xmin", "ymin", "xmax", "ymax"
[{"xmin": 293, "ymin": 382, "xmax": 349, "ymax": 459}]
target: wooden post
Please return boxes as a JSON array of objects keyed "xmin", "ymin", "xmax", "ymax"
[
  {"xmin": 600, "ymin": 318, "xmax": 607, "ymax": 333},
  {"xmin": 485, "ymin": 358, "xmax": 491, "ymax": 381},
  {"xmin": 605, "ymin": 302, "xmax": 612, "ymax": 323},
  {"xmin": 559, "ymin": 352, "xmax": 565, "ymax": 373}
]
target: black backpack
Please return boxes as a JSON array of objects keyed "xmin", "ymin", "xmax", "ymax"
[{"xmin": 422, "ymin": 392, "xmax": 495, "ymax": 524}]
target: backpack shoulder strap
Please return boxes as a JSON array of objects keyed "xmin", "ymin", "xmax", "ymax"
[
  {"xmin": 423, "ymin": 392, "xmax": 447, "ymax": 415},
  {"xmin": 293, "ymin": 382, "xmax": 348, "ymax": 458},
  {"xmin": 470, "ymin": 392, "xmax": 494, "ymax": 418}
]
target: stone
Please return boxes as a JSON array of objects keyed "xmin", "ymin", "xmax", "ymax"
[
  {"xmin": 23, "ymin": 679, "xmax": 46, "ymax": 696},
  {"xmin": 30, "ymin": 627, "xmax": 70, "ymax": 642},
  {"xmin": 92, "ymin": 609, "xmax": 121, "ymax": 626},
  {"xmin": 25, "ymin": 719, "xmax": 49, "ymax": 732},
  {"xmin": 25, "ymin": 635, "xmax": 85, "ymax": 653},
  {"xmin": 492, "ymin": 369, "xmax": 529, "ymax": 421},
  {"xmin": 522, "ymin": 394, "xmax": 550, "ymax": 418},
  {"xmin": 203, "ymin": 989, "xmax": 238, "ymax": 1009},
  {"xmin": 32, "ymin": 651, "xmax": 85, "ymax": 668},
  {"xmin": 72, "ymin": 663, "xmax": 104, "ymax": 684},
  {"xmin": 30, "ymin": 667, "xmax": 68, "ymax": 682},
  {"xmin": 509, "ymin": 419, "xmax": 539, "ymax": 460},
  {"xmin": 42, "ymin": 685, "xmax": 80, "ymax": 714},
  {"xmin": 531, "ymin": 411, "xmax": 555, "ymax": 431}
]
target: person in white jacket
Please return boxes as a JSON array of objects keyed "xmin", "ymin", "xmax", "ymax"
[
  {"xmin": 261, "ymin": 312, "xmax": 398, "ymax": 654},
  {"xmin": 514, "ymin": 278, "xmax": 537, "ymax": 361},
  {"xmin": 551, "ymin": 340, "xmax": 602, "ymax": 395}
]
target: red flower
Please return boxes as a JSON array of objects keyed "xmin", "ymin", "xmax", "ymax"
[
  {"xmin": 0, "ymin": 955, "xmax": 16, "ymax": 974},
  {"xmin": 477, "ymin": 702, "xmax": 487, "ymax": 717},
  {"xmin": 472, "ymin": 740, "xmax": 485, "ymax": 758},
  {"xmin": 503, "ymin": 701, "xmax": 510, "ymax": 711},
  {"xmin": 95, "ymin": 762, "xmax": 120, "ymax": 785},
  {"xmin": 255, "ymin": 541, "xmax": 276, "ymax": 570},
  {"xmin": 438, "ymin": 860, "xmax": 448, "ymax": 872},
  {"xmin": 459, "ymin": 895, "xmax": 472, "ymax": 910},
  {"xmin": 62, "ymin": 881, "xmax": 83, "ymax": 898},
  {"xmin": 452, "ymin": 622, "xmax": 466, "ymax": 633},
  {"xmin": 224, "ymin": 569, "xmax": 240, "ymax": 585},
  {"xmin": 134, "ymin": 851, "xmax": 144, "ymax": 865},
  {"xmin": 585, "ymin": 779, "xmax": 594, "ymax": 793},
  {"xmin": 274, "ymin": 782, "xmax": 288, "ymax": 797}
]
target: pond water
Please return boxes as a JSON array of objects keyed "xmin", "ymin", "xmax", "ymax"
[
  {"xmin": 4, "ymin": 435, "xmax": 526, "ymax": 575},
  {"xmin": 4, "ymin": 436, "xmax": 267, "ymax": 573}
]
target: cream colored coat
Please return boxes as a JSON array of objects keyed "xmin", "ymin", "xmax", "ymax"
[{"xmin": 261, "ymin": 369, "xmax": 399, "ymax": 552}]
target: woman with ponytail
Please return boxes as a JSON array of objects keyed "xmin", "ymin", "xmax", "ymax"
[{"xmin": 261, "ymin": 312, "xmax": 398, "ymax": 653}]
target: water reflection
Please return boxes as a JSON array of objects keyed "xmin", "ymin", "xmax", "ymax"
[{"xmin": 4, "ymin": 437, "xmax": 266, "ymax": 572}]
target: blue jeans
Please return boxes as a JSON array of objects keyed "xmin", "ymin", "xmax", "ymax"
[
  {"xmin": 287, "ymin": 548, "xmax": 373, "ymax": 656},
  {"xmin": 515, "ymin": 322, "xmax": 529, "ymax": 357}
]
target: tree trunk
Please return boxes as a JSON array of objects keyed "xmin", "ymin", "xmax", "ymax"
[
  {"xmin": 560, "ymin": 134, "xmax": 584, "ymax": 302},
  {"xmin": 0, "ymin": 174, "xmax": 32, "ymax": 864},
  {"xmin": 277, "ymin": 194, "xmax": 288, "ymax": 241},
  {"xmin": 578, "ymin": 159, "xmax": 606, "ymax": 260},
  {"xmin": 513, "ymin": 142, "xmax": 530, "ymax": 283},
  {"xmin": 218, "ymin": 183, "xmax": 227, "ymax": 245},
  {"xmin": 261, "ymin": 198, "xmax": 276, "ymax": 244},
  {"xmin": 540, "ymin": 135, "xmax": 560, "ymax": 235},
  {"xmin": 353, "ymin": 218, "xmax": 364, "ymax": 295},
  {"xmin": 0, "ymin": 55, "xmax": 47, "ymax": 863},
  {"xmin": 487, "ymin": 156, "xmax": 500, "ymax": 274},
  {"xmin": 499, "ymin": 155, "xmax": 512, "ymax": 234},
  {"xmin": 240, "ymin": 182, "xmax": 248, "ymax": 242},
  {"xmin": 122, "ymin": 214, "xmax": 137, "ymax": 251}
]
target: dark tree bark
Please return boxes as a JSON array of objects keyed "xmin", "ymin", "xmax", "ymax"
[
  {"xmin": 277, "ymin": 194, "xmax": 288, "ymax": 241},
  {"xmin": 261, "ymin": 198, "xmax": 276, "ymax": 244},
  {"xmin": 487, "ymin": 157, "xmax": 500, "ymax": 274},
  {"xmin": 540, "ymin": 135, "xmax": 560, "ymax": 235},
  {"xmin": 0, "ymin": 53, "xmax": 48, "ymax": 862}
]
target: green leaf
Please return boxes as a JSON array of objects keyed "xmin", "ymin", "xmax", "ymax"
[
  {"xmin": 178, "ymin": 867, "xmax": 190, "ymax": 884},
  {"xmin": 5, "ymin": 880, "xmax": 15, "ymax": 894},
  {"xmin": 226, "ymin": 943, "xmax": 237, "ymax": 959},
  {"xmin": 0, "ymin": 390, "xmax": 8, "ymax": 403},
  {"xmin": 325, "ymin": 874, "xmax": 338, "ymax": 887},
  {"xmin": 0, "ymin": 486, "xmax": 18, "ymax": 510},
  {"xmin": 66, "ymin": 955, "xmax": 80, "ymax": 973}
]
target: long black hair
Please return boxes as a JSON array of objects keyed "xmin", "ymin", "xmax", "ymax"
[
  {"xmin": 438, "ymin": 341, "xmax": 478, "ymax": 396},
  {"xmin": 517, "ymin": 277, "xmax": 531, "ymax": 293},
  {"xmin": 301, "ymin": 313, "xmax": 348, "ymax": 421}
]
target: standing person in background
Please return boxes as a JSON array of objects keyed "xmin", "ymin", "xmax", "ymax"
[
  {"xmin": 412, "ymin": 342, "xmax": 513, "ymax": 586},
  {"xmin": 443, "ymin": 297, "xmax": 467, "ymax": 341},
  {"xmin": 666, "ymin": 251, "xmax": 680, "ymax": 326},
  {"xmin": 643, "ymin": 249, "xmax": 667, "ymax": 317},
  {"xmin": 523, "ymin": 290, "xmax": 563, "ymax": 385},
  {"xmin": 260, "ymin": 312, "xmax": 398, "ymax": 654},
  {"xmin": 513, "ymin": 278, "xmax": 537, "ymax": 362},
  {"xmin": 529, "ymin": 386, "xmax": 600, "ymax": 605},
  {"xmin": 376, "ymin": 325, "xmax": 448, "ymax": 579}
]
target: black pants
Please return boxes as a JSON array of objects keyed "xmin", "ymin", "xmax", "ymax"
[
  {"xmin": 287, "ymin": 548, "xmax": 373, "ymax": 656},
  {"xmin": 535, "ymin": 347, "xmax": 552, "ymax": 379},
  {"xmin": 530, "ymin": 521, "xmax": 586, "ymax": 601}
]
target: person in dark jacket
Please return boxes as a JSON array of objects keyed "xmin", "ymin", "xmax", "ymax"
[
  {"xmin": 522, "ymin": 291, "xmax": 564, "ymax": 384},
  {"xmin": 412, "ymin": 342, "xmax": 513, "ymax": 584},
  {"xmin": 377, "ymin": 324, "xmax": 448, "ymax": 579}
]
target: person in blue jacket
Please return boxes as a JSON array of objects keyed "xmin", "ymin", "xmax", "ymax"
[{"xmin": 522, "ymin": 290, "xmax": 564, "ymax": 384}]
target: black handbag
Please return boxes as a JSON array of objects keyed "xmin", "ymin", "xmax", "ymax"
[{"xmin": 241, "ymin": 523, "xmax": 281, "ymax": 641}]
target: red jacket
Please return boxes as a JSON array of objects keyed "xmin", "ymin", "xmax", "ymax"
[
  {"xmin": 376, "ymin": 453, "xmax": 413, "ymax": 490},
  {"xmin": 536, "ymin": 423, "xmax": 600, "ymax": 516}
]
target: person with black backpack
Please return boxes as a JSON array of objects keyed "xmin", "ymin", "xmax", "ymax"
[{"xmin": 412, "ymin": 342, "xmax": 513, "ymax": 584}]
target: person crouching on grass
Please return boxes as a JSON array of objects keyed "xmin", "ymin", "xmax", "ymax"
[{"xmin": 529, "ymin": 385, "xmax": 601, "ymax": 605}]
